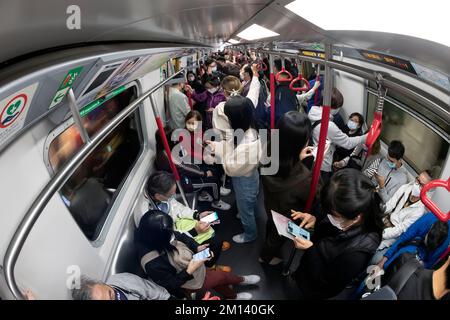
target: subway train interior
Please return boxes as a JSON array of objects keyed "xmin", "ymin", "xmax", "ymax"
[{"xmin": 0, "ymin": 0, "xmax": 449, "ymax": 302}]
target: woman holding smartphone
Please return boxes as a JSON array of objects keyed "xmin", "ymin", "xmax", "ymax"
[
  {"xmin": 291, "ymin": 169, "xmax": 383, "ymax": 299},
  {"xmin": 135, "ymin": 210, "xmax": 260, "ymax": 300}
]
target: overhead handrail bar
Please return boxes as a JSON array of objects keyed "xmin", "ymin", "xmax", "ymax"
[{"xmin": 3, "ymin": 68, "xmax": 187, "ymax": 300}]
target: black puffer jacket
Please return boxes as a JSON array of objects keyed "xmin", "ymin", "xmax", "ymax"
[{"xmin": 294, "ymin": 218, "xmax": 381, "ymax": 300}]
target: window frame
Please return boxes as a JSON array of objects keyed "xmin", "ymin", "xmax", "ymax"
[
  {"xmin": 365, "ymin": 87, "xmax": 450, "ymax": 176},
  {"xmin": 43, "ymin": 81, "xmax": 146, "ymax": 245}
]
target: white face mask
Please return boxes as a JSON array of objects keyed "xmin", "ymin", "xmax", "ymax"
[
  {"xmin": 186, "ymin": 122, "xmax": 199, "ymax": 132},
  {"xmin": 347, "ymin": 120, "xmax": 358, "ymax": 130},
  {"xmin": 411, "ymin": 182, "xmax": 421, "ymax": 198},
  {"xmin": 328, "ymin": 214, "xmax": 345, "ymax": 230},
  {"xmin": 240, "ymin": 73, "xmax": 245, "ymax": 81},
  {"xmin": 188, "ymin": 75, "xmax": 195, "ymax": 82},
  {"xmin": 207, "ymin": 87, "xmax": 218, "ymax": 94},
  {"xmin": 331, "ymin": 109, "xmax": 340, "ymax": 116},
  {"xmin": 328, "ymin": 214, "xmax": 358, "ymax": 231},
  {"xmin": 211, "ymin": 66, "xmax": 217, "ymax": 72}
]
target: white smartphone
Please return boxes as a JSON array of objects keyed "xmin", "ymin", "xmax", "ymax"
[
  {"xmin": 192, "ymin": 248, "xmax": 211, "ymax": 261},
  {"xmin": 200, "ymin": 212, "xmax": 219, "ymax": 223}
]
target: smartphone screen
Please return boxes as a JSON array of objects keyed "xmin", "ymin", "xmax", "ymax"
[
  {"xmin": 200, "ymin": 212, "xmax": 219, "ymax": 223},
  {"xmin": 192, "ymin": 248, "xmax": 211, "ymax": 261},
  {"xmin": 287, "ymin": 221, "xmax": 310, "ymax": 241}
]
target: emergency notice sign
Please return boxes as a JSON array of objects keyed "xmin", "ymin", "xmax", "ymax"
[{"xmin": 0, "ymin": 82, "xmax": 39, "ymax": 149}]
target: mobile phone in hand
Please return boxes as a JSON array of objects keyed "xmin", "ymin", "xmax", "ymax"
[
  {"xmin": 192, "ymin": 248, "xmax": 211, "ymax": 261},
  {"xmin": 287, "ymin": 221, "xmax": 311, "ymax": 241}
]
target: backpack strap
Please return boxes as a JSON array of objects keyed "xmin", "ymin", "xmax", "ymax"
[
  {"xmin": 140, "ymin": 250, "xmax": 161, "ymax": 271},
  {"xmin": 388, "ymin": 258, "xmax": 421, "ymax": 295},
  {"xmin": 312, "ymin": 120, "xmax": 321, "ymax": 130}
]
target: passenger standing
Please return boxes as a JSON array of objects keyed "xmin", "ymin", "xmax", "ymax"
[
  {"xmin": 273, "ymin": 59, "xmax": 298, "ymax": 123},
  {"xmin": 207, "ymin": 94, "xmax": 262, "ymax": 243},
  {"xmin": 168, "ymin": 79, "xmax": 191, "ymax": 130},
  {"xmin": 259, "ymin": 112, "xmax": 315, "ymax": 265},
  {"xmin": 291, "ymin": 169, "xmax": 383, "ymax": 299},
  {"xmin": 189, "ymin": 73, "xmax": 226, "ymax": 129}
]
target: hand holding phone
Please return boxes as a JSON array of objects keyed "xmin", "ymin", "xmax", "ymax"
[
  {"xmin": 287, "ymin": 221, "xmax": 311, "ymax": 241},
  {"xmin": 192, "ymin": 248, "xmax": 211, "ymax": 261},
  {"xmin": 200, "ymin": 212, "xmax": 219, "ymax": 223}
]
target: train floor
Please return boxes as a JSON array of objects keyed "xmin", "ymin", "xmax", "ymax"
[{"xmin": 197, "ymin": 182, "xmax": 303, "ymax": 300}]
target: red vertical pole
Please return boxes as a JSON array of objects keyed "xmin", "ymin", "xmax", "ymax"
[
  {"xmin": 305, "ymin": 105, "xmax": 331, "ymax": 213},
  {"xmin": 154, "ymin": 117, "xmax": 181, "ymax": 182},
  {"xmin": 270, "ymin": 73, "xmax": 275, "ymax": 130}
]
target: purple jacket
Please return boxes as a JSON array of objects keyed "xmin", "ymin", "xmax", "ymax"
[{"xmin": 192, "ymin": 89, "xmax": 226, "ymax": 128}]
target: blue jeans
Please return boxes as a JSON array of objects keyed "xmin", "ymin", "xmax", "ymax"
[{"xmin": 232, "ymin": 170, "xmax": 259, "ymax": 241}]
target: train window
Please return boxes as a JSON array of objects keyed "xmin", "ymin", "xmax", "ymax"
[
  {"xmin": 47, "ymin": 86, "xmax": 143, "ymax": 240},
  {"xmin": 366, "ymin": 90, "xmax": 449, "ymax": 177}
]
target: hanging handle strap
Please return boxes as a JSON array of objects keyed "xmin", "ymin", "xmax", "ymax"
[
  {"xmin": 366, "ymin": 74, "xmax": 387, "ymax": 155},
  {"xmin": 420, "ymin": 178, "xmax": 450, "ymax": 221},
  {"xmin": 289, "ymin": 75, "xmax": 311, "ymax": 92},
  {"xmin": 275, "ymin": 58, "xmax": 293, "ymax": 82}
]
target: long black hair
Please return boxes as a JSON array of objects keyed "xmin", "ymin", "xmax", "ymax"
[
  {"xmin": 136, "ymin": 210, "xmax": 175, "ymax": 253},
  {"xmin": 224, "ymin": 95, "xmax": 256, "ymax": 133},
  {"xmin": 321, "ymin": 169, "xmax": 384, "ymax": 235},
  {"xmin": 276, "ymin": 111, "xmax": 312, "ymax": 177}
]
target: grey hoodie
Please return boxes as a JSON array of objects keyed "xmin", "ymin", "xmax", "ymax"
[
  {"xmin": 308, "ymin": 106, "xmax": 367, "ymax": 172},
  {"xmin": 106, "ymin": 272, "xmax": 170, "ymax": 300}
]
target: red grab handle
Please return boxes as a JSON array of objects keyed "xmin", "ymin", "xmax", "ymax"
[
  {"xmin": 420, "ymin": 178, "xmax": 450, "ymax": 221},
  {"xmin": 186, "ymin": 84, "xmax": 193, "ymax": 110},
  {"xmin": 366, "ymin": 111, "xmax": 382, "ymax": 155},
  {"xmin": 275, "ymin": 68, "xmax": 293, "ymax": 82},
  {"xmin": 289, "ymin": 75, "xmax": 311, "ymax": 92},
  {"xmin": 257, "ymin": 61, "xmax": 268, "ymax": 71}
]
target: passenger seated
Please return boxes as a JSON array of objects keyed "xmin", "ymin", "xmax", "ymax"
[
  {"xmin": 308, "ymin": 88, "xmax": 368, "ymax": 183},
  {"xmin": 385, "ymin": 254, "xmax": 450, "ymax": 300},
  {"xmin": 71, "ymin": 273, "xmax": 171, "ymax": 300},
  {"xmin": 371, "ymin": 170, "xmax": 433, "ymax": 264},
  {"xmin": 291, "ymin": 169, "xmax": 383, "ymax": 299},
  {"xmin": 145, "ymin": 171, "xmax": 229, "ymax": 269},
  {"xmin": 154, "ymin": 127, "xmax": 230, "ymax": 211},
  {"xmin": 135, "ymin": 210, "xmax": 260, "ymax": 299},
  {"xmin": 375, "ymin": 212, "xmax": 450, "ymax": 272},
  {"xmin": 333, "ymin": 112, "xmax": 364, "ymax": 163},
  {"xmin": 183, "ymin": 111, "xmax": 231, "ymax": 197},
  {"xmin": 259, "ymin": 111, "xmax": 315, "ymax": 265},
  {"xmin": 363, "ymin": 140, "xmax": 408, "ymax": 203},
  {"xmin": 334, "ymin": 136, "xmax": 381, "ymax": 171}
]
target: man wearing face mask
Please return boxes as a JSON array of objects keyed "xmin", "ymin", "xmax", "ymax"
[
  {"xmin": 365, "ymin": 140, "xmax": 409, "ymax": 203},
  {"xmin": 168, "ymin": 74, "xmax": 191, "ymax": 130},
  {"xmin": 371, "ymin": 170, "xmax": 433, "ymax": 264},
  {"xmin": 71, "ymin": 274, "xmax": 172, "ymax": 300},
  {"xmin": 308, "ymin": 88, "xmax": 368, "ymax": 183}
]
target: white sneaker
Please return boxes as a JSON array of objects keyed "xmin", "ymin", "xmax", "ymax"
[
  {"xmin": 232, "ymin": 233, "xmax": 255, "ymax": 243},
  {"xmin": 241, "ymin": 275, "xmax": 260, "ymax": 285},
  {"xmin": 235, "ymin": 292, "xmax": 253, "ymax": 300},
  {"xmin": 198, "ymin": 192, "xmax": 213, "ymax": 202},
  {"xmin": 211, "ymin": 200, "xmax": 231, "ymax": 211},
  {"xmin": 220, "ymin": 187, "xmax": 232, "ymax": 196}
]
